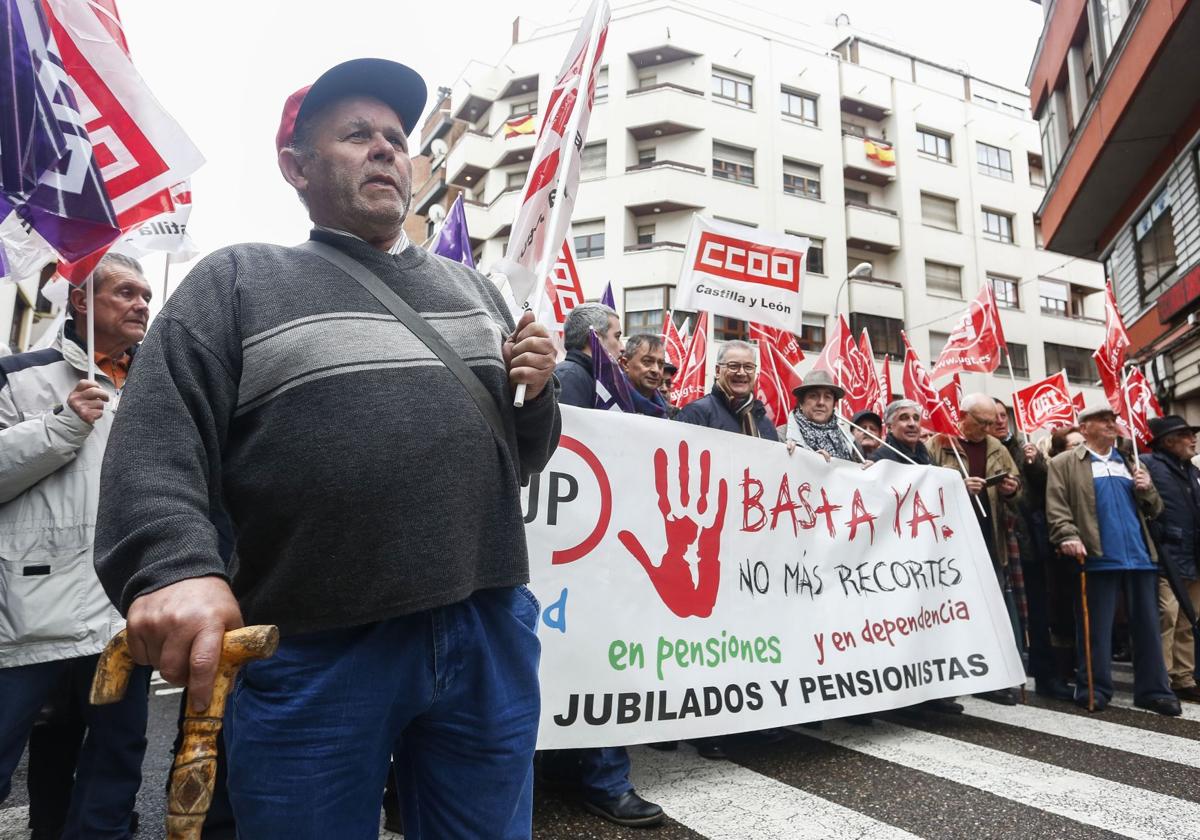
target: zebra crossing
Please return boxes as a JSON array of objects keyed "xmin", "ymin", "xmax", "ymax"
[{"xmin": 4, "ymin": 665, "xmax": 1200, "ymax": 838}]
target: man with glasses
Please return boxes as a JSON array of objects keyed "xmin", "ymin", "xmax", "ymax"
[
  {"xmin": 677, "ymin": 341, "xmax": 778, "ymax": 440},
  {"xmin": 927, "ymin": 393, "xmax": 1023, "ymax": 705}
]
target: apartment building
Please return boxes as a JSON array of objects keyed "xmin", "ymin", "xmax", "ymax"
[
  {"xmin": 1028, "ymin": 0, "xmax": 1200, "ymax": 421},
  {"xmin": 1, "ymin": 266, "xmax": 55, "ymax": 354},
  {"xmin": 413, "ymin": 0, "xmax": 1106, "ymax": 401}
]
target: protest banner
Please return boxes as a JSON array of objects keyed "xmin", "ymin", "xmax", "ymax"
[
  {"xmin": 674, "ymin": 215, "xmax": 809, "ymax": 335},
  {"xmin": 524, "ymin": 407, "xmax": 1026, "ymax": 748}
]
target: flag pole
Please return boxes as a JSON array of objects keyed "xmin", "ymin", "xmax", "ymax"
[
  {"xmin": 1121, "ymin": 365, "xmax": 1139, "ymax": 462},
  {"xmin": 946, "ymin": 436, "xmax": 987, "ymax": 519},
  {"xmin": 840, "ymin": 415, "xmax": 918, "ymax": 465},
  {"xmin": 86, "ymin": 273, "xmax": 96, "ymax": 382},
  {"xmin": 163, "ymin": 253, "xmax": 171, "ymax": 303}
]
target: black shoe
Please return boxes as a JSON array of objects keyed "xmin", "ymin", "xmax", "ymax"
[
  {"xmin": 584, "ymin": 790, "xmax": 665, "ymax": 827},
  {"xmin": 1112, "ymin": 644, "xmax": 1132, "ymax": 663},
  {"xmin": 646, "ymin": 740, "xmax": 678, "ymax": 751},
  {"xmin": 694, "ymin": 740, "xmax": 728, "ymax": 760},
  {"xmin": 1135, "ymin": 696, "xmax": 1182, "ymax": 717},
  {"xmin": 1074, "ymin": 694, "xmax": 1107, "ymax": 712},
  {"xmin": 921, "ymin": 697, "xmax": 964, "ymax": 714},
  {"xmin": 741, "ymin": 727, "xmax": 788, "ymax": 744},
  {"xmin": 978, "ymin": 688, "xmax": 1019, "ymax": 706},
  {"xmin": 1035, "ymin": 678, "xmax": 1075, "ymax": 701},
  {"xmin": 1174, "ymin": 685, "xmax": 1200, "ymax": 704}
]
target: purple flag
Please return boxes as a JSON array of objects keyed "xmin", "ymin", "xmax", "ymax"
[
  {"xmin": 0, "ymin": 0, "xmax": 119, "ymax": 261},
  {"xmin": 600, "ymin": 280, "xmax": 615, "ymax": 309},
  {"xmin": 589, "ymin": 328, "xmax": 635, "ymax": 412},
  {"xmin": 430, "ymin": 194, "xmax": 476, "ymax": 269}
]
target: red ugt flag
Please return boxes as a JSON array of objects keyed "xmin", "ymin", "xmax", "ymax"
[
  {"xmin": 881, "ymin": 354, "xmax": 893, "ymax": 405},
  {"xmin": 937, "ymin": 374, "xmax": 963, "ymax": 427},
  {"xmin": 1097, "ymin": 280, "xmax": 1131, "ymax": 375},
  {"xmin": 931, "ymin": 283, "xmax": 1006, "ymax": 379},
  {"xmin": 671, "ymin": 311, "xmax": 708, "ymax": 408},
  {"xmin": 749, "ymin": 322, "xmax": 804, "ymax": 369},
  {"xmin": 901, "ymin": 333, "xmax": 958, "ymax": 435},
  {"xmin": 662, "ymin": 312, "xmax": 688, "ymax": 368},
  {"xmin": 756, "ymin": 339, "xmax": 803, "ymax": 425},
  {"xmin": 1123, "ymin": 366, "xmax": 1161, "ymax": 446},
  {"xmin": 1012, "ymin": 371, "xmax": 1077, "ymax": 434}
]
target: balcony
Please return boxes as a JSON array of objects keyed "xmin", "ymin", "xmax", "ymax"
[
  {"xmin": 622, "ymin": 163, "xmax": 706, "ymax": 216},
  {"xmin": 446, "ymin": 130, "xmax": 491, "ymax": 188},
  {"xmin": 842, "ymin": 132, "xmax": 896, "ymax": 187},
  {"xmin": 844, "ymin": 201, "xmax": 900, "ymax": 252},
  {"xmin": 838, "ymin": 61, "xmax": 892, "ymax": 121},
  {"xmin": 624, "ymin": 83, "xmax": 705, "ymax": 141},
  {"xmin": 619, "ymin": 243, "xmax": 687, "ymax": 284},
  {"xmin": 412, "ymin": 168, "xmax": 447, "ymax": 216}
]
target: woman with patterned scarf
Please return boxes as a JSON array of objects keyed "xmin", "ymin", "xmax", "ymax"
[{"xmin": 778, "ymin": 370, "xmax": 861, "ymax": 463}]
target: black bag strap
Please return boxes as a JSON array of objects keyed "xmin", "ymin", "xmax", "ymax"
[{"xmin": 298, "ymin": 240, "xmax": 509, "ymax": 447}]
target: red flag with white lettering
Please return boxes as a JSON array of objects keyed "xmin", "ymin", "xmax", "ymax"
[
  {"xmin": 809, "ymin": 315, "xmax": 853, "ymax": 381},
  {"xmin": 662, "ymin": 312, "xmax": 687, "ymax": 368},
  {"xmin": 1012, "ymin": 371, "xmax": 1077, "ymax": 434},
  {"xmin": 838, "ymin": 329, "xmax": 882, "ymax": 420},
  {"xmin": 755, "ymin": 338, "xmax": 803, "ymax": 425},
  {"xmin": 901, "ymin": 333, "xmax": 958, "ymax": 435},
  {"xmin": 491, "ymin": 0, "xmax": 609, "ymax": 313},
  {"xmin": 931, "ymin": 284, "xmax": 1006, "ymax": 379},
  {"xmin": 671, "ymin": 311, "xmax": 708, "ymax": 408},
  {"xmin": 1097, "ymin": 280, "xmax": 1131, "ymax": 375},
  {"xmin": 937, "ymin": 374, "xmax": 963, "ymax": 427},
  {"xmin": 749, "ymin": 322, "xmax": 804, "ymax": 368},
  {"xmin": 1123, "ymin": 366, "xmax": 1161, "ymax": 446}
]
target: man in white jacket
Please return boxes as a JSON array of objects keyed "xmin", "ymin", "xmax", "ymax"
[{"xmin": 0, "ymin": 253, "xmax": 153, "ymax": 839}]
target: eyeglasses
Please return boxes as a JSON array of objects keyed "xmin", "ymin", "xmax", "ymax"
[{"xmin": 719, "ymin": 362, "xmax": 757, "ymax": 374}]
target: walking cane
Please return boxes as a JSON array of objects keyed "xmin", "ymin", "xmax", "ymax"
[{"xmin": 1077, "ymin": 557, "xmax": 1095, "ymax": 712}]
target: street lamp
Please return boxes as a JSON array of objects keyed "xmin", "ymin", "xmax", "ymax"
[{"xmin": 833, "ymin": 262, "xmax": 873, "ymax": 323}]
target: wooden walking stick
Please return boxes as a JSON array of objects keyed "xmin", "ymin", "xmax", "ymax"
[
  {"xmin": 1077, "ymin": 558, "xmax": 1095, "ymax": 712},
  {"xmin": 91, "ymin": 625, "xmax": 279, "ymax": 840}
]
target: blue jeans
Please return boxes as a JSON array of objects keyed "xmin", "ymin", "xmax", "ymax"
[
  {"xmin": 541, "ymin": 747, "xmax": 633, "ymax": 801},
  {"xmin": 225, "ymin": 586, "xmax": 541, "ymax": 840},
  {"xmin": 1075, "ymin": 569, "xmax": 1173, "ymax": 706},
  {"xmin": 0, "ymin": 654, "xmax": 150, "ymax": 839}
]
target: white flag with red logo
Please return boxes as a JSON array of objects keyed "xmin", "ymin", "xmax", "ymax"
[
  {"xmin": 674, "ymin": 215, "xmax": 808, "ymax": 334},
  {"xmin": 539, "ymin": 238, "xmax": 583, "ymax": 332},
  {"xmin": 901, "ymin": 333, "xmax": 958, "ymax": 436},
  {"xmin": 931, "ymin": 284, "xmax": 1006, "ymax": 379},
  {"xmin": 114, "ymin": 180, "xmax": 198, "ymax": 263},
  {"xmin": 1012, "ymin": 371, "xmax": 1077, "ymax": 434},
  {"xmin": 662, "ymin": 312, "xmax": 688, "ymax": 368},
  {"xmin": 491, "ymin": 0, "xmax": 609, "ymax": 314},
  {"xmin": 671, "ymin": 311, "xmax": 708, "ymax": 408},
  {"xmin": 755, "ymin": 337, "xmax": 803, "ymax": 425},
  {"xmin": 748, "ymin": 322, "xmax": 804, "ymax": 369}
]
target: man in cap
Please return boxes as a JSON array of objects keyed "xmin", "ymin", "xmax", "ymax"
[
  {"xmin": 661, "ymin": 360, "xmax": 680, "ymax": 418},
  {"xmin": 1046, "ymin": 404, "xmax": 1178, "ymax": 715},
  {"xmin": 93, "ymin": 60, "xmax": 562, "ymax": 836},
  {"xmin": 779, "ymin": 370, "xmax": 857, "ymax": 462},
  {"xmin": 851, "ymin": 409, "xmax": 883, "ymax": 459},
  {"xmin": 1140, "ymin": 415, "xmax": 1200, "ymax": 703}
]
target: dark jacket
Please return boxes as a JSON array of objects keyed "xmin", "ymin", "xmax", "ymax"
[
  {"xmin": 677, "ymin": 385, "xmax": 779, "ymax": 440},
  {"xmin": 870, "ymin": 433, "xmax": 932, "ymax": 465},
  {"xmin": 555, "ymin": 349, "xmax": 595, "ymax": 409},
  {"xmin": 1141, "ymin": 449, "xmax": 1200, "ymax": 579}
]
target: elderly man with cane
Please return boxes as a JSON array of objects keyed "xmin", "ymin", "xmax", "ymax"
[{"xmin": 1046, "ymin": 404, "xmax": 1178, "ymax": 715}]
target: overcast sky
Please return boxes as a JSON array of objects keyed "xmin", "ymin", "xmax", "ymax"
[{"xmin": 118, "ymin": 0, "xmax": 1046, "ymax": 293}]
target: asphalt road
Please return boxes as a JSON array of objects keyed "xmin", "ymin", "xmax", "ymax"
[{"xmin": 4, "ymin": 662, "xmax": 1200, "ymax": 839}]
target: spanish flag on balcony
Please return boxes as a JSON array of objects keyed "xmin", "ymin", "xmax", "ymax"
[
  {"xmin": 504, "ymin": 114, "xmax": 535, "ymax": 139},
  {"xmin": 863, "ymin": 138, "xmax": 896, "ymax": 167}
]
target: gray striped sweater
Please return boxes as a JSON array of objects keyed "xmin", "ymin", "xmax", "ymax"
[{"xmin": 94, "ymin": 230, "xmax": 560, "ymax": 634}]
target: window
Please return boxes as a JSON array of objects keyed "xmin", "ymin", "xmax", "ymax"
[
  {"xmin": 1135, "ymin": 188, "xmax": 1177, "ymax": 296},
  {"xmin": 981, "ymin": 208, "xmax": 1014, "ymax": 243},
  {"xmin": 925, "ymin": 261, "xmax": 962, "ymax": 298},
  {"xmin": 1028, "ymin": 153, "xmax": 1046, "ymax": 187},
  {"xmin": 849, "ymin": 313, "xmax": 904, "ymax": 358},
  {"xmin": 712, "ymin": 68, "xmax": 753, "ymax": 109},
  {"xmin": 637, "ymin": 146, "xmax": 656, "ymax": 166},
  {"xmin": 842, "ymin": 121, "xmax": 867, "ymax": 138},
  {"xmin": 929, "ymin": 331, "xmax": 950, "ymax": 360},
  {"xmin": 595, "ymin": 67, "xmax": 609, "ymax": 103},
  {"xmin": 806, "ymin": 238, "xmax": 825, "ymax": 275},
  {"xmin": 712, "ymin": 141, "xmax": 755, "ymax": 185},
  {"xmin": 977, "ymin": 142, "xmax": 1013, "ymax": 180},
  {"xmin": 581, "ymin": 141, "xmax": 606, "ymax": 178},
  {"xmin": 714, "ymin": 316, "xmax": 748, "ymax": 342},
  {"xmin": 781, "ymin": 87, "xmax": 817, "ymax": 126},
  {"xmin": 573, "ymin": 220, "xmax": 604, "ymax": 259},
  {"xmin": 505, "ymin": 169, "xmax": 528, "ymax": 190},
  {"xmin": 798, "ymin": 314, "xmax": 826, "ymax": 353},
  {"xmin": 1045, "ymin": 342, "xmax": 1098, "ymax": 383},
  {"xmin": 1007, "ymin": 342, "xmax": 1029, "ymax": 378},
  {"xmin": 509, "ymin": 98, "xmax": 537, "ymax": 117},
  {"xmin": 920, "ymin": 193, "xmax": 958, "ymax": 231},
  {"xmin": 1034, "ymin": 215, "xmax": 1045, "ymax": 248},
  {"xmin": 636, "ymin": 70, "xmax": 657, "ymax": 89},
  {"xmin": 782, "ymin": 159, "xmax": 821, "ymax": 199},
  {"xmin": 989, "ymin": 274, "xmax": 1020, "ymax": 309},
  {"xmin": 916, "ymin": 127, "xmax": 952, "ymax": 163},
  {"xmin": 624, "ymin": 285, "xmax": 670, "ymax": 334},
  {"xmin": 1039, "ymin": 278, "xmax": 1069, "ymax": 316},
  {"xmin": 845, "ymin": 187, "xmax": 870, "ymax": 206},
  {"xmin": 636, "ymin": 224, "xmax": 655, "ymax": 246}
]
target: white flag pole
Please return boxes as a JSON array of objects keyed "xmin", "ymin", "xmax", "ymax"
[
  {"xmin": 948, "ymin": 437, "xmax": 988, "ymax": 519},
  {"xmin": 1121, "ymin": 365, "xmax": 1139, "ymax": 462},
  {"xmin": 840, "ymin": 415, "xmax": 917, "ymax": 465},
  {"xmin": 86, "ymin": 273, "xmax": 96, "ymax": 382}
]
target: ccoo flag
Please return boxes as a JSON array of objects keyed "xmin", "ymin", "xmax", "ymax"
[{"xmin": 491, "ymin": 0, "xmax": 610, "ymax": 316}]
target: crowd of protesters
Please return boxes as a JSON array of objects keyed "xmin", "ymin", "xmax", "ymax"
[{"xmin": 1, "ymin": 55, "xmax": 1198, "ymax": 840}]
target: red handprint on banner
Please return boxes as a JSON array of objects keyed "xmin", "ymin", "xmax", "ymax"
[{"xmin": 618, "ymin": 441, "xmax": 729, "ymax": 618}]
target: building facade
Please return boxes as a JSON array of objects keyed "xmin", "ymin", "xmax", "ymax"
[
  {"xmin": 1029, "ymin": 0, "xmax": 1200, "ymax": 421},
  {"xmin": 415, "ymin": 0, "xmax": 1106, "ymax": 404}
]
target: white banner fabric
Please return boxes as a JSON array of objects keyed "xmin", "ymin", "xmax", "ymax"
[
  {"xmin": 672, "ymin": 215, "xmax": 809, "ymax": 335},
  {"xmin": 525, "ymin": 407, "xmax": 1025, "ymax": 749}
]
